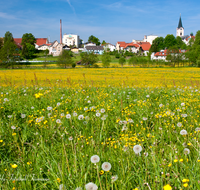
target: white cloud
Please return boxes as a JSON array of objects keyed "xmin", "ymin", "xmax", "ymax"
[
  {"xmin": 66, "ymin": 0, "xmax": 76, "ymax": 15},
  {"xmin": 0, "ymin": 12, "xmax": 16, "ymax": 19}
]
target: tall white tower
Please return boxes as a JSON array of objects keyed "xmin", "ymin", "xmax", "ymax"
[{"xmin": 176, "ymin": 14, "xmax": 184, "ymax": 37}]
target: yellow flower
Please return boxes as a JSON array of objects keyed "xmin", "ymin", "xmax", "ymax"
[
  {"xmin": 100, "ymin": 170, "xmax": 104, "ymax": 175},
  {"xmin": 163, "ymin": 184, "xmax": 172, "ymax": 190},
  {"xmin": 57, "ymin": 178, "xmax": 61, "ymax": 183},
  {"xmin": 168, "ymin": 163, "xmax": 172, "ymax": 167},
  {"xmin": 27, "ymin": 162, "xmax": 32, "ymax": 165},
  {"xmin": 179, "ymin": 159, "xmax": 183, "ymax": 162},
  {"xmin": 174, "ymin": 159, "xmax": 178, "ymax": 163},
  {"xmin": 183, "ymin": 183, "xmax": 188, "ymax": 187},
  {"xmin": 197, "ymin": 160, "xmax": 200, "ymax": 162},
  {"xmin": 0, "ymin": 140, "xmax": 3, "ymax": 142},
  {"xmin": 11, "ymin": 164, "xmax": 18, "ymax": 169},
  {"xmin": 12, "ymin": 133, "xmax": 16, "ymax": 136},
  {"xmin": 182, "ymin": 179, "xmax": 189, "ymax": 183}
]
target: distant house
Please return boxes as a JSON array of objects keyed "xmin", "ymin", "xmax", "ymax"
[
  {"xmin": 71, "ymin": 47, "xmax": 79, "ymax": 53},
  {"xmin": 138, "ymin": 42, "xmax": 151, "ymax": 56},
  {"xmin": 101, "ymin": 43, "xmax": 116, "ymax": 51},
  {"xmin": 116, "ymin": 41, "xmax": 127, "ymax": 51},
  {"xmin": 37, "ymin": 44, "xmax": 51, "ymax": 51},
  {"xmin": 49, "ymin": 40, "xmax": 63, "ymax": 56},
  {"xmin": 183, "ymin": 33, "xmax": 195, "ymax": 45},
  {"xmin": 124, "ymin": 43, "xmax": 140, "ymax": 53},
  {"xmin": 85, "ymin": 46, "xmax": 104, "ymax": 55},
  {"xmin": 14, "ymin": 38, "xmax": 49, "ymax": 49},
  {"xmin": 84, "ymin": 42, "xmax": 96, "ymax": 48}
]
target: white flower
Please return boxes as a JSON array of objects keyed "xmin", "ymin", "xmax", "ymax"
[
  {"xmin": 122, "ymin": 120, "xmax": 127, "ymax": 125},
  {"xmin": 21, "ymin": 114, "xmax": 26, "ymax": 118},
  {"xmin": 181, "ymin": 103, "xmax": 185, "ymax": 106},
  {"xmin": 133, "ymin": 145, "xmax": 142, "ymax": 154},
  {"xmin": 78, "ymin": 115, "xmax": 84, "ymax": 120},
  {"xmin": 75, "ymin": 187, "xmax": 82, "ymax": 190},
  {"xmin": 85, "ymin": 182, "xmax": 98, "ymax": 190},
  {"xmin": 84, "ymin": 107, "xmax": 88, "ymax": 111},
  {"xmin": 57, "ymin": 102, "xmax": 61, "ymax": 106},
  {"xmin": 181, "ymin": 114, "xmax": 188, "ymax": 118},
  {"xmin": 11, "ymin": 126, "xmax": 16, "ymax": 130},
  {"xmin": 195, "ymin": 127, "xmax": 200, "ymax": 132},
  {"xmin": 66, "ymin": 114, "xmax": 71, "ymax": 119},
  {"xmin": 7, "ymin": 115, "xmax": 12, "ymax": 118},
  {"xmin": 123, "ymin": 145, "xmax": 129, "ymax": 152},
  {"xmin": 102, "ymin": 162, "xmax": 111, "ymax": 171},
  {"xmin": 142, "ymin": 117, "xmax": 147, "ymax": 121},
  {"xmin": 48, "ymin": 113, "xmax": 52, "ymax": 117},
  {"xmin": 56, "ymin": 119, "xmax": 61, "ymax": 124},
  {"xmin": 90, "ymin": 155, "xmax": 100, "ymax": 164},
  {"xmin": 47, "ymin": 106, "xmax": 52, "ymax": 111},
  {"xmin": 122, "ymin": 125, "xmax": 128, "ymax": 132},
  {"xmin": 4, "ymin": 98, "xmax": 9, "ymax": 102},
  {"xmin": 73, "ymin": 112, "xmax": 78, "ymax": 117},
  {"xmin": 180, "ymin": 129, "xmax": 187, "ymax": 135},
  {"xmin": 183, "ymin": 148, "xmax": 190, "ymax": 154},
  {"xmin": 87, "ymin": 100, "xmax": 91, "ymax": 103},
  {"xmin": 100, "ymin": 109, "xmax": 105, "ymax": 113},
  {"xmin": 159, "ymin": 104, "xmax": 163, "ymax": 108},
  {"xmin": 128, "ymin": 119, "xmax": 134, "ymax": 123},
  {"xmin": 31, "ymin": 106, "xmax": 34, "ymax": 109},
  {"xmin": 96, "ymin": 113, "xmax": 101, "ymax": 117},
  {"xmin": 61, "ymin": 113, "xmax": 65, "ymax": 117},
  {"xmin": 68, "ymin": 136, "xmax": 73, "ymax": 141},
  {"xmin": 118, "ymin": 121, "xmax": 123, "ymax": 125},
  {"xmin": 177, "ymin": 122, "xmax": 182, "ymax": 127},
  {"xmin": 59, "ymin": 184, "xmax": 65, "ymax": 190},
  {"xmin": 111, "ymin": 175, "xmax": 118, "ymax": 183},
  {"xmin": 146, "ymin": 95, "xmax": 150, "ymax": 98}
]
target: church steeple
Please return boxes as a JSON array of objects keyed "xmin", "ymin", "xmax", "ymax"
[
  {"xmin": 176, "ymin": 14, "xmax": 184, "ymax": 37},
  {"xmin": 178, "ymin": 14, "xmax": 183, "ymax": 29}
]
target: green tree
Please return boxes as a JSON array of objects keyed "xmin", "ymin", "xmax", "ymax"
[
  {"xmin": 0, "ymin": 31, "xmax": 18, "ymax": 68},
  {"xmin": 176, "ymin": 36, "xmax": 185, "ymax": 49},
  {"xmin": 43, "ymin": 49, "xmax": 49, "ymax": 67},
  {"xmin": 128, "ymin": 56, "xmax": 138, "ymax": 66},
  {"xmin": 80, "ymin": 52, "xmax": 98, "ymax": 67},
  {"xmin": 166, "ymin": 46, "xmax": 182, "ymax": 67},
  {"xmin": 88, "ymin": 35, "xmax": 100, "ymax": 46},
  {"xmin": 102, "ymin": 40, "xmax": 106, "ymax": 45},
  {"xmin": 0, "ymin": 38, "xmax": 3, "ymax": 50},
  {"xmin": 21, "ymin": 33, "xmax": 36, "ymax": 59},
  {"xmin": 21, "ymin": 33, "xmax": 36, "ymax": 46},
  {"xmin": 150, "ymin": 37, "xmax": 165, "ymax": 52},
  {"xmin": 57, "ymin": 50, "xmax": 74, "ymax": 68},
  {"xmin": 101, "ymin": 52, "xmax": 111, "ymax": 67},
  {"xmin": 164, "ymin": 34, "xmax": 177, "ymax": 49},
  {"xmin": 119, "ymin": 57, "xmax": 126, "ymax": 67}
]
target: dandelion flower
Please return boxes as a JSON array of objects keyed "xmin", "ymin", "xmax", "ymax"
[
  {"xmin": 195, "ymin": 127, "xmax": 200, "ymax": 132},
  {"xmin": 177, "ymin": 122, "xmax": 182, "ymax": 127},
  {"xmin": 96, "ymin": 113, "xmax": 101, "ymax": 117},
  {"xmin": 85, "ymin": 182, "xmax": 98, "ymax": 190},
  {"xmin": 102, "ymin": 162, "xmax": 111, "ymax": 171},
  {"xmin": 78, "ymin": 115, "xmax": 84, "ymax": 120},
  {"xmin": 180, "ymin": 130, "xmax": 187, "ymax": 135},
  {"xmin": 163, "ymin": 184, "xmax": 172, "ymax": 190},
  {"xmin": 56, "ymin": 119, "xmax": 61, "ymax": 124},
  {"xmin": 21, "ymin": 114, "xmax": 26, "ymax": 118},
  {"xmin": 100, "ymin": 109, "xmax": 105, "ymax": 113},
  {"xmin": 111, "ymin": 175, "xmax": 118, "ymax": 183},
  {"xmin": 90, "ymin": 155, "xmax": 100, "ymax": 164},
  {"xmin": 133, "ymin": 145, "xmax": 142, "ymax": 154},
  {"xmin": 66, "ymin": 114, "xmax": 71, "ymax": 119},
  {"xmin": 11, "ymin": 164, "xmax": 18, "ymax": 169},
  {"xmin": 68, "ymin": 136, "xmax": 73, "ymax": 141},
  {"xmin": 11, "ymin": 126, "xmax": 16, "ymax": 130},
  {"xmin": 183, "ymin": 148, "xmax": 190, "ymax": 155},
  {"xmin": 47, "ymin": 106, "xmax": 52, "ymax": 111},
  {"xmin": 73, "ymin": 112, "xmax": 77, "ymax": 117}
]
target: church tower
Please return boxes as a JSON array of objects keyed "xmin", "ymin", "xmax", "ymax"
[{"xmin": 176, "ymin": 14, "xmax": 184, "ymax": 37}]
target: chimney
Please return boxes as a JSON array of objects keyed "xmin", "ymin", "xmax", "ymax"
[{"xmin": 60, "ymin": 19, "xmax": 62, "ymax": 44}]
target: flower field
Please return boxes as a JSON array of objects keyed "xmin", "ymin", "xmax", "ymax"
[{"xmin": 0, "ymin": 68, "xmax": 200, "ymax": 189}]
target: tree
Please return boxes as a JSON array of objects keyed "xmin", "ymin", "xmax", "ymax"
[
  {"xmin": 164, "ymin": 34, "xmax": 177, "ymax": 49},
  {"xmin": 57, "ymin": 50, "xmax": 74, "ymax": 68},
  {"xmin": 88, "ymin": 35, "xmax": 100, "ymax": 46},
  {"xmin": 119, "ymin": 57, "xmax": 126, "ymax": 67},
  {"xmin": 102, "ymin": 40, "xmax": 106, "ymax": 45},
  {"xmin": 176, "ymin": 36, "xmax": 185, "ymax": 49},
  {"xmin": 21, "ymin": 33, "xmax": 36, "ymax": 46},
  {"xmin": 0, "ymin": 31, "xmax": 18, "ymax": 68},
  {"xmin": 150, "ymin": 37, "xmax": 165, "ymax": 52},
  {"xmin": 21, "ymin": 33, "xmax": 36, "ymax": 59},
  {"xmin": 101, "ymin": 52, "xmax": 111, "ymax": 67},
  {"xmin": 43, "ymin": 49, "xmax": 49, "ymax": 67},
  {"xmin": 80, "ymin": 52, "xmax": 98, "ymax": 67},
  {"xmin": 128, "ymin": 56, "xmax": 138, "ymax": 66},
  {"xmin": 0, "ymin": 38, "xmax": 3, "ymax": 50},
  {"xmin": 166, "ymin": 46, "xmax": 182, "ymax": 67}
]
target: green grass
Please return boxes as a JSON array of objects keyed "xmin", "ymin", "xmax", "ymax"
[{"xmin": 0, "ymin": 85, "xmax": 199, "ymax": 189}]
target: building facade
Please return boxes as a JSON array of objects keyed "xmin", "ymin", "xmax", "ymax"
[
  {"xmin": 176, "ymin": 15, "xmax": 184, "ymax": 37},
  {"xmin": 62, "ymin": 34, "xmax": 81, "ymax": 48}
]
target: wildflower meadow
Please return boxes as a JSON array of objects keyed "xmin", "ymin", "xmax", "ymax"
[{"xmin": 0, "ymin": 68, "xmax": 200, "ymax": 190}]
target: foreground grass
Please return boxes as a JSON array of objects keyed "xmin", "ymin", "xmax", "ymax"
[{"xmin": 0, "ymin": 84, "xmax": 200, "ymax": 189}]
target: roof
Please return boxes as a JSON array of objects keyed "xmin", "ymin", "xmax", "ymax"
[
  {"xmin": 137, "ymin": 42, "xmax": 151, "ymax": 51},
  {"xmin": 185, "ymin": 35, "xmax": 195, "ymax": 41},
  {"xmin": 14, "ymin": 38, "xmax": 48, "ymax": 46},
  {"xmin": 124, "ymin": 43, "xmax": 139, "ymax": 49},
  {"xmin": 154, "ymin": 49, "xmax": 186, "ymax": 56},
  {"xmin": 117, "ymin": 41, "xmax": 127, "ymax": 48},
  {"xmin": 178, "ymin": 15, "xmax": 183, "ymax": 29},
  {"xmin": 85, "ymin": 46, "xmax": 104, "ymax": 51}
]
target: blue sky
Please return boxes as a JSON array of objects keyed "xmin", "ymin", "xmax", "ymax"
[{"xmin": 0, "ymin": 0, "xmax": 200, "ymax": 44}]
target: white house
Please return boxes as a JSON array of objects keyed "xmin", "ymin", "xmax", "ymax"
[
  {"xmin": 123, "ymin": 43, "xmax": 140, "ymax": 53},
  {"xmin": 151, "ymin": 50, "xmax": 167, "ymax": 61},
  {"xmin": 102, "ymin": 43, "xmax": 116, "ymax": 51},
  {"xmin": 37, "ymin": 44, "xmax": 51, "ymax": 51},
  {"xmin": 85, "ymin": 46, "xmax": 104, "ymax": 55},
  {"xmin": 49, "ymin": 40, "xmax": 63, "ymax": 56},
  {"xmin": 62, "ymin": 34, "xmax": 81, "ymax": 48},
  {"xmin": 143, "ymin": 35, "xmax": 158, "ymax": 44}
]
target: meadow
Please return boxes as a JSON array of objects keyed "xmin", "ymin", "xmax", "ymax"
[{"xmin": 0, "ymin": 68, "xmax": 200, "ymax": 190}]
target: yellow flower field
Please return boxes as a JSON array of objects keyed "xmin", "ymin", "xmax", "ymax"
[{"xmin": 0, "ymin": 67, "xmax": 200, "ymax": 87}]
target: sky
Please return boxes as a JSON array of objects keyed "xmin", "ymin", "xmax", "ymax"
[{"xmin": 0, "ymin": 0, "xmax": 200, "ymax": 44}]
